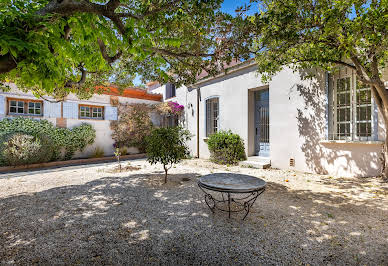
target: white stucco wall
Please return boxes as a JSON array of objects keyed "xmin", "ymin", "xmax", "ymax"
[
  {"xmin": 152, "ymin": 64, "xmax": 386, "ymax": 177},
  {"xmin": 269, "ymin": 67, "xmax": 384, "ymax": 177}
]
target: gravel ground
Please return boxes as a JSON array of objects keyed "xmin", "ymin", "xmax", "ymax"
[{"xmin": 0, "ymin": 158, "xmax": 387, "ymax": 265}]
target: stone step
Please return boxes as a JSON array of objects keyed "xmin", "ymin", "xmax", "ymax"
[{"xmin": 240, "ymin": 160, "xmax": 271, "ymax": 169}]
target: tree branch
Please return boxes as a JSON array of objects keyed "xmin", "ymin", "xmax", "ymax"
[
  {"xmin": 97, "ymin": 38, "xmax": 122, "ymax": 64},
  {"xmin": 64, "ymin": 65, "xmax": 87, "ymax": 88}
]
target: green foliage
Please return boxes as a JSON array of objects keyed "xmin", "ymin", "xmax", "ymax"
[
  {"xmin": 0, "ymin": 117, "xmax": 96, "ymax": 165},
  {"xmin": 240, "ymin": 0, "xmax": 387, "ymax": 83},
  {"xmin": 207, "ymin": 130, "xmax": 246, "ymax": 165},
  {"xmin": 110, "ymin": 103, "xmax": 154, "ymax": 152},
  {"xmin": 0, "ymin": 132, "xmax": 55, "ymax": 166},
  {"xmin": 0, "ymin": 0, "xmax": 227, "ymax": 97},
  {"xmin": 145, "ymin": 126, "xmax": 191, "ymax": 183}
]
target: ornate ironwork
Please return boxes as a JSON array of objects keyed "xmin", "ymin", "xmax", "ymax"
[{"xmin": 198, "ymin": 183, "xmax": 265, "ymax": 220}]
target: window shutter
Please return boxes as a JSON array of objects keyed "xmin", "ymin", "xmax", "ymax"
[
  {"xmin": 0, "ymin": 95, "xmax": 5, "ymax": 115},
  {"xmin": 43, "ymin": 101, "xmax": 61, "ymax": 118},
  {"xmin": 171, "ymin": 84, "xmax": 176, "ymax": 97},
  {"xmin": 105, "ymin": 106, "xmax": 118, "ymax": 121},
  {"xmin": 63, "ymin": 102, "xmax": 78, "ymax": 119},
  {"xmin": 166, "ymin": 83, "xmax": 171, "ymax": 99}
]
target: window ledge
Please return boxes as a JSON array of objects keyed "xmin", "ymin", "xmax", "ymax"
[{"xmin": 320, "ymin": 140, "xmax": 384, "ymax": 145}]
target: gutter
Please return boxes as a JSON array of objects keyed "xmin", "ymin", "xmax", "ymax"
[{"xmin": 196, "ymin": 87, "xmax": 201, "ymax": 158}]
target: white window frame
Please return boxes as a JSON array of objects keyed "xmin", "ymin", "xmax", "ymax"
[
  {"xmin": 205, "ymin": 96, "xmax": 219, "ymax": 137},
  {"xmin": 330, "ymin": 69, "xmax": 375, "ymax": 141}
]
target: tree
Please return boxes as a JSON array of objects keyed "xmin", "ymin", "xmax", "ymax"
[
  {"xmin": 0, "ymin": 0, "xmax": 230, "ymax": 99},
  {"xmin": 237, "ymin": 0, "xmax": 388, "ymax": 176},
  {"xmin": 145, "ymin": 126, "xmax": 191, "ymax": 183}
]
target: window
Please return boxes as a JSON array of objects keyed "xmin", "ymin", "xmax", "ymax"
[
  {"xmin": 79, "ymin": 105, "xmax": 104, "ymax": 120},
  {"xmin": 8, "ymin": 98, "xmax": 42, "ymax": 116},
  {"xmin": 206, "ymin": 97, "xmax": 219, "ymax": 137},
  {"xmin": 165, "ymin": 83, "xmax": 176, "ymax": 99},
  {"xmin": 162, "ymin": 115, "xmax": 179, "ymax": 127},
  {"xmin": 330, "ymin": 71, "xmax": 374, "ymax": 140}
]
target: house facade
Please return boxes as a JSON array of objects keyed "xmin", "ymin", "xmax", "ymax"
[
  {"xmin": 149, "ymin": 61, "xmax": 388, "ymax": 177},
  {"xmin": 0, "ymin": 84, "xmax": 162, "ymax": 157}
]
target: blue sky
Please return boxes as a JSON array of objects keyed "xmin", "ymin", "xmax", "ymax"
[{"xmin": 220, "ymin": 0, "xmax": 253, "ymax": 15}]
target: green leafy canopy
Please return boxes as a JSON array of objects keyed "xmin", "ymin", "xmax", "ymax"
[{"xmin": 0, "ymin": 0, "xmax": 228, "ymax": 98}]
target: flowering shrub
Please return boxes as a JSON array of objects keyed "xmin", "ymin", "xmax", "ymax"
[{"xmin": 157, "ymin": 101, "xmax": 184, "ymax": 116}]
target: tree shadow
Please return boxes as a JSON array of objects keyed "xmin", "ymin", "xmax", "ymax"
[
  {"xmin": 295, "ymin": 69, "xmax": 381, "ymax": 177},
  {"xmin": 0, "ymin": 172, "xmax": 387, "ymax": 264}
]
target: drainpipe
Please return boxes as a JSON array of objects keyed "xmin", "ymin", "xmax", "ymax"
[{"xmin": 196, "ymin": 87, "xmax": 201, "ymax": 158}]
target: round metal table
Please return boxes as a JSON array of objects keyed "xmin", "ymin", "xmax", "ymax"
[{"xmin": 198, "ymin": 173, "xmax": 266, "ymax": 220}]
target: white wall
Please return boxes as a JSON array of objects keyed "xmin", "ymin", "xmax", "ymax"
[
  {"xmin": 152, "ymin": 65, "xmax": 386, "ymax": 177},
  {"xmin": 269, "ymin": 67, "xmax": 383, "ymax": 177}
]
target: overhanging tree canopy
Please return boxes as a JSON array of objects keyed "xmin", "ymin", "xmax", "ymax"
[{"xmin": 0, "ymin": 0, "xmax": 233, "ymax": 98}]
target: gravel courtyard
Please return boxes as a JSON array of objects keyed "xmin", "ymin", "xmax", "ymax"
[{"xmin": 0, "ymin": 158, "xmax": 387, "ymax": 265}]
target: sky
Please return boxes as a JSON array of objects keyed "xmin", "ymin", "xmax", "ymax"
[{"xmin": 220, "ymin": 0, "xmax": 253, "ymax": 15}]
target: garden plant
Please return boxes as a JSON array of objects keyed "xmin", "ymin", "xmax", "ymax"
[
  {"xmin": 207, "ymin": 130, "xmax": 247, "ymax": 165},
  {"xmin": 145, "ymin": 126, "xmax": 191, "ymax": 183}
]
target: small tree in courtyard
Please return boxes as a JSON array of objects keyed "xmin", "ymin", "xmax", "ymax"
[{"xmin": 145, "ymin": 127, "xmax": 191, "ymax": 183}]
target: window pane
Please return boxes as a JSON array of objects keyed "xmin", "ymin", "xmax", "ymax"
[
  {"xmin": 337, "ymin": 93, "xmax": 350, "ymax": 105},
  {"xmin": 10, "ymin": 100, "xmax": 16, "ymax": 107},
  {"xmin": 28, "ymin": 108, "xmax": 34, "ymax": 114},
  {"xmin": 28, "ymin": 102, "xmax": 34, "ymax": 108},
  {"xmin": 17, "ymin": 107, "xmax": 24, "ymax": 113},
  {"xmin": 10, "ymin": 107, "xmax": 16, "ymax": 113},
  {"xmin": 357, "ymin": 106, "xmax": 370, "ymax": 121},
  {"xmin": 18, "ymin": 101, "xmax": 24, "ymax": 107},
  {"xmin": 337, "ymin": 108, "xmax": 351, "ymax": 122},
  {"xmin": 357, "ymin": 122, "xmax": 372, "ymax": 137},
  {"xmin": 35, "ymin": 109, "xmax": 41, "ymax": 115},
  {"xmin": 357, "ymin": 89, "xmax": 371, "ymax": 104}
]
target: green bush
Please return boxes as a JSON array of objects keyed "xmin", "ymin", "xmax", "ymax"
[
  {"xmin": 0, "ymin": 133, "xmax": 55, "ymax": 166},
  {"xmin": 145, "ymin": 126, "xmax": 191, "ymax": 183},
  {"xmin": 0, "ymin": 117, "xmax": 96, "ymax": 165},
  {"xmin": 207, "ymin": 130, "xmax": 247, "ymax": 165}
]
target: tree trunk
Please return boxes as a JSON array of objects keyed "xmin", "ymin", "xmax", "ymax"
[{"xmin": 163, "ymin": 165, "xmax": 168, "ymax": 183}]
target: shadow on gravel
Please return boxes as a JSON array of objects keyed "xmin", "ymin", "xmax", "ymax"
[{"xmin": 0, "ymin": 172, "xmax": 387, "ymax": 265}]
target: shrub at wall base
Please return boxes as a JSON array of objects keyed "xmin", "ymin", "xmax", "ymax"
[
  {"xmin": 145, "ymin": 126, "xmax": 191, "ymax": 183},
  {"xmin": 207, "ymin": 130, "xmax": 247, "ymax": 165},
  {"xmin": 0, "ymin": 117, "xmax": 96, "ymax": 166}
]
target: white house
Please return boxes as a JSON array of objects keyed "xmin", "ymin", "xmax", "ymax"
[
  {"xmin": 0, "ymin": 84, "xmax": 162, "ymax": 157},
  {"xmin": 149, "ymin": 60, "xmax": 388, "ymax": 177}
]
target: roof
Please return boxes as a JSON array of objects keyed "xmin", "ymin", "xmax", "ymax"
[
  {"xmin": 96, "ymin": 86, "xmax": 163, "ymax": 101},
  {"xmin": 145, "ymin": 58, "xmax": 255, "ymax": 89},
  {"xmin": 194, "ymin": 58, "xmax": 256, "ymax": 86}
]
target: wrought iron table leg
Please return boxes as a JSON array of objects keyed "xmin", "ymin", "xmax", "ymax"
[{"xmin": 228, "ymin": 193, "xmax": 231, "ymax": 218}]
